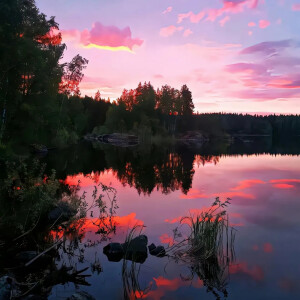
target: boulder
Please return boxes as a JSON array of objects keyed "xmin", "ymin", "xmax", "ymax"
[
  {"xmin": 148, "ymin": 243, "xmax": 166, "ymax": 257},
  {"xmin": 122, "ymin": 235, "xmax": 148, "ymax": 263},
  {"xmin": 103, "ymin": 243, "xmax": 124, "ymax": 262}
]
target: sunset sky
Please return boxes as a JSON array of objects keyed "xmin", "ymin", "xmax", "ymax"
[{"xmin": 36, "ymin": 0, "xmax": 300, "ymax": 114}]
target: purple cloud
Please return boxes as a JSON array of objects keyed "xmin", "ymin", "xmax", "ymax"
[{"xmin": 240, "ymin": 40, "xmax": 293, "ymax": 55}]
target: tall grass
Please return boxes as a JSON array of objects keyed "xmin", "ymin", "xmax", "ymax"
[{"xmin": 167, "ymin": 197, "xmax": 236, "ymax": 299}]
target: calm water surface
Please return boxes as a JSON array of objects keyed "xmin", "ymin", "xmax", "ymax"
[{"xmin": 43, "ymin": 141, "xmax": 300, "ymax": 300}]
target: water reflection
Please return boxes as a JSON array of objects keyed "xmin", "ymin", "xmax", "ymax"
[
  {"xmin": 1, "ymin": 139, "xmax": 300, "ymax": 299},
  {"xmin": 43, "ymin": 138, "xmax": 300, "ymax": 196}
]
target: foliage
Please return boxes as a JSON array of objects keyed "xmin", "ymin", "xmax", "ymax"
[
  {"xmin": 166, "ymin": 198, "xmax": 236, "ymax": 299},
  {"xmin": 0, "ymin": 159, "xmax": 62, "ymax": 238}
]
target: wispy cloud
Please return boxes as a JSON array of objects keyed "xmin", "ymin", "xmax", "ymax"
[{"xmin": 160, "ymin": 25, "xmax": 183, "ymax": 37}]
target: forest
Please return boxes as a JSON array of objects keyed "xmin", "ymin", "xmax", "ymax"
[{"xmin": 1, "ymin": 0, "xmax": 300, "ymax": 154}]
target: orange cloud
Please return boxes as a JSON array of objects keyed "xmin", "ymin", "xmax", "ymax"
[
  {"xmin": 270, "ymin": 179, "xmax": 300, "ymax": 183},
  {"xmin": 231, "ymin": 179, "xmax": 266, "ymax": 191},
  {"xmin": 144, "ymin": 277, "xmax": 203, "ymax": 300},
  {"xmin": 273, "ymin": 183, "xmax": 295, "ymax": 189},
  {"xmin": 248, "ymin": 22, "xmax": 256, "ymax": 27},
  {"xmin": 160, "ymin": 233, "xmax": 175, "ymax": 246},
  {"xmin": 270, "ymin": 179, "xmax": 300, "ymax": 189}
]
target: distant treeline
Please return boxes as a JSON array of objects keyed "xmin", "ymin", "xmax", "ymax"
[
  {"xmin": 175, "ymin": 113, "xmax": 300, "ymax": 138},
  {"xmin": 96, "ymin": 83, "xmax": 300, "ymax": 139},
  {"xmin": 0, "ymin": 0, "xmax": 299, "ymax": 152}
]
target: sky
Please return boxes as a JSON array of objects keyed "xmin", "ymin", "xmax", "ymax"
[{"xmin": 36, "ymin": 0, "xmax": 300, "ymax": 114}]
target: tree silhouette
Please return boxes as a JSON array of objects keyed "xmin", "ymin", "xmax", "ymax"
[
  {"xmin": 59, "ymin": 55, "xmax": 89, "ymax": 96},
  {"xmin": 95, "ymin": 90, "xmax": 101, "ymax": 101}
]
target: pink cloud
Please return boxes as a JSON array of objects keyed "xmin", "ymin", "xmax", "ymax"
[
  {"xmin": 163, "ymin": 6, "xmax": 173, "ymax": 14},
  {"xmin": 177, "ymin": 11, "xmax": 205, "ymax": 24},
  {"xmin": 259, "ymin": 19, "xmax": 271, "ymax": 28},
  {"xmin": 154, "ymin": 74, "xmax": 164, "ymax": 79},
  {"xmin": 183, "ymin": 28, "xmax": 193, "ymax": 37},
  {"xmin": 80, "ymin": 22, "xmax": 143, "ymax": 50},
  {"xmin": 240, "ymin": 40, "xmax": 293, "ymax": 55},
  {"xmin": 248, "ymin": 21, "xmax": 256, "ymax": 27},
  {"xmin": 225, "ymin": 63, "xmax": 267, "ymax": 75},
  {"xmin": 268, "ymin": 77, "xmax": 300, "ymax": 89},
  {"xmin": 62, "ymin": 22, "xmax": 143, "ymax": 52},
  {"xmin": 292, "ymin": 3, "xmax": 300, "ymax": 10},
  {"xmin": 219, "ymin": 16, "xmax": 231, "ymax": 26},
  {"xmin": 61, "ymin": 29, "xmax": 80, "ymax": 42},
  {"xmin": 178, "ymin": 0, "xmax": 260, "ymax": 24},
  {"xmin": 160, "ymin": 25, "xmax": 183, "ymax": 37}
]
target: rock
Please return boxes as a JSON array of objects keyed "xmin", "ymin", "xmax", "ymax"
[
  {"xmin": 67, "ymin": 291, "xmax": 96, "ymax": 300},
  {"xmin": 103, "ymin": 243, "xmax": 124, "ymax": 262},
  {"xmin": 0, "ymin": 277, "xmax": 13, "ymax": 300},
  {"xmin": 122, "ymin": 235, "xmax": 148, "ymax": 263},
  {"xmin": 148, "ymin": 243, "xmax": 156, "ymax": 252},
  {"xmin": 150, "ymin": 245, "xmax": 166, "ymax": 257},
  {"xmin": 48, "ymin": 201, "xmax": 77, "ymax": 222},
  {"xmin": 103, "ymin": 235, "xmax": 148, "ymax": 263}
]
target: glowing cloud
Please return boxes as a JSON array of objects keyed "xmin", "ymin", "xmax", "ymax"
[
  {"xmin": 231, "ymin": 179, "xmax": 266, "ymax": 191},
  {"xmin": 62, "ymin": 22, "xmax": 143, "ymax": 52},
  {"xmin": 83, "ymin": 44, "xmax": 134, "ymax": 53}
]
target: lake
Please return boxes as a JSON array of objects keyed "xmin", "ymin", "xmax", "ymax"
[{"xmin": 39, "ymin": 139, "xmax": 300, "ymax": 299}]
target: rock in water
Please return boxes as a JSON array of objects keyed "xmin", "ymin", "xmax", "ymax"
[
  {"xmin": 148, "ymin": 243, "xmax": 166, "ymax": 257},
  {"xmin": 103, "ymin": 243, "xmax": 124, "ymax": 262},
  {"xmin": 148, "ymin": 243, "xmax": 156, "ymax": 252},
  {"xmin": 122, "ymin": 235, "xmax": 148, "ymax": 263},
  {"xmin": 67, "ymin": 291, "xmax": 96, "ymax": 300}
]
